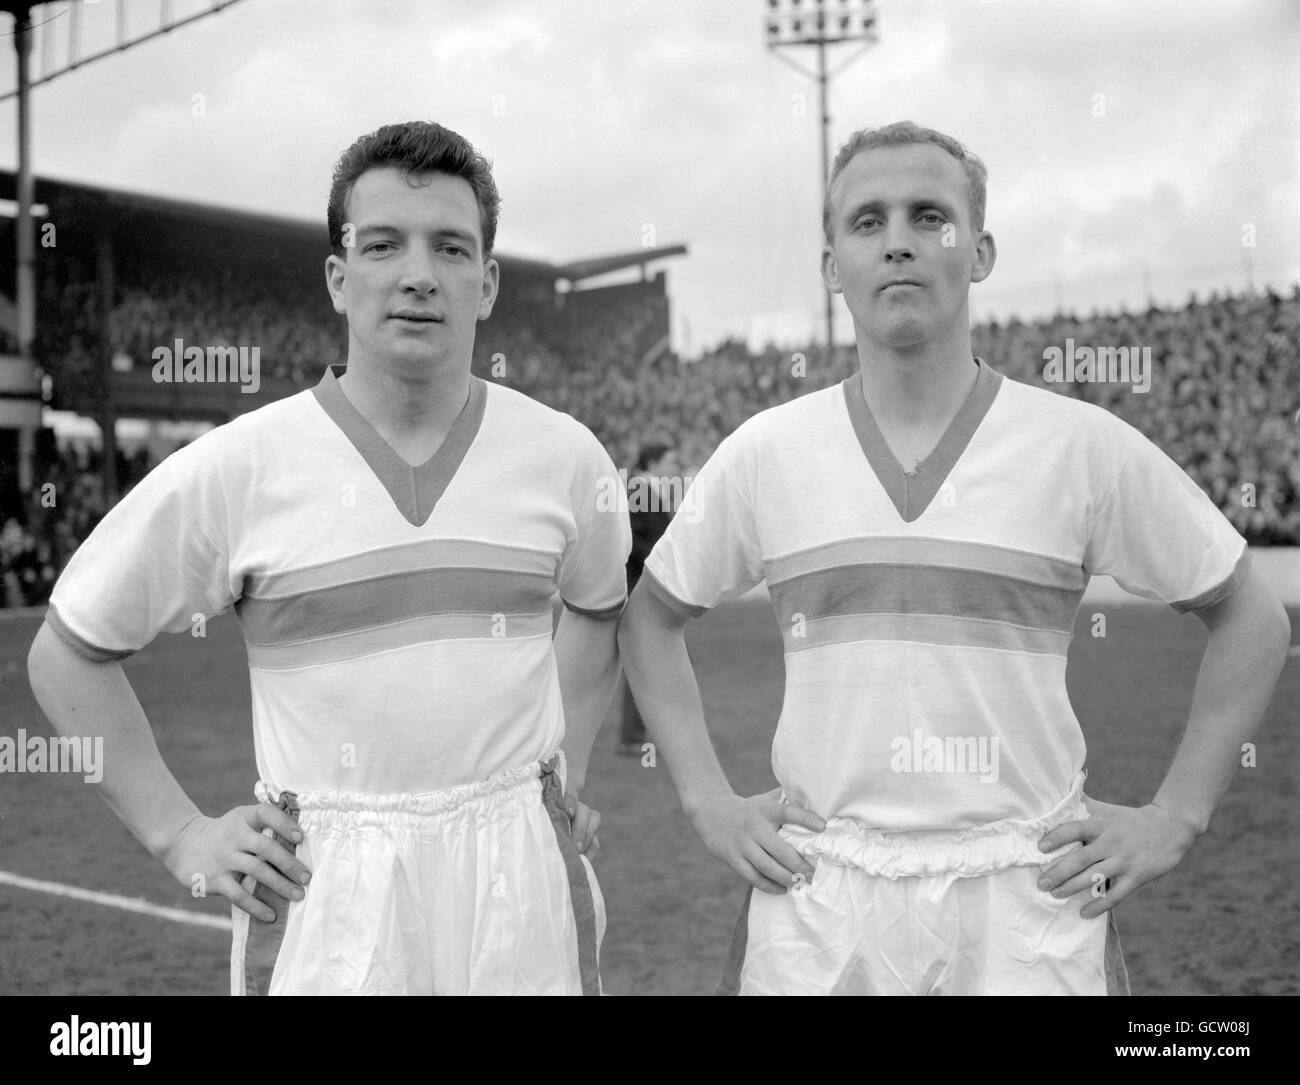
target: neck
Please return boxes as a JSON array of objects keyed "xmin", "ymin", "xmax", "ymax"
[
  {"xmin": 854, "ymin": 320, "xmax": 977, "ymax": 428},
  {"xmin": 337, "ymin": 349, "xmax": 471, "ymax": 439}
]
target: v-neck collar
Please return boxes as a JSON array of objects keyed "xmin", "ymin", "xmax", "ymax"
[
  {"xmin": 841, "ymin": 357, "xmax": 1003, "ymax": 523},
  {"xmin": 312, "ymin": 364, "xmax": 487, "ymax": 528}
]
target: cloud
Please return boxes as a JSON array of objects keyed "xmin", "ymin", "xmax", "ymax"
[{"xmin": 0, "ymin": 0, "xmax": 1294, "ymax": 350}]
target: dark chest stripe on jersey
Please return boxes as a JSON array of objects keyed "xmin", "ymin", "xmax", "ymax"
[
  {"xmin": 243, "ymin": 611, "xmax": 554, "ymax": 670},
  {"xmin": 770, "ymin": 563, "xmax": 1082, "ymax": 634},
  {"xmin": 767, "ymin": 534, "xmax": 1087, "ymax": 656},
  {"xmin": 237, "ymin": 566, "xmax": 557, "ymax": 646}
]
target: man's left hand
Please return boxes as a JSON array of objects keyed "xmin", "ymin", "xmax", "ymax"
[
  {"xmin": 564, "ymin": 789, "xmax": 602, "ymax": 857},
  {"xmin": 1036, "ymin": 795, "xmax": 1199, "ymax": 918}
]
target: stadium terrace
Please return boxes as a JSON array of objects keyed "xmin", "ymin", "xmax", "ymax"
[
  {"xmin": 1041, "ymin": 339, "xmax": 1152, "ymax": 393},
  {"xmin": 151, "ymin": 339, "xmax": 261, "ymax": 394}
]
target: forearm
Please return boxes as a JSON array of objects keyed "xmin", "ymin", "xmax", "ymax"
[
  {"xmin": 27, "ymin": 622, "xmax": 202, "ymax": 864},
  {"xmin": 1153, "ymin": 582, "xmax": 1290, "ymax": 834},
  {"xmin": 554, "ymin": 610, "xmax": 621, "ymax": 791},
  {"xmin": 618, "ymin": 584, "xmax": 733, "ymax": 815}
]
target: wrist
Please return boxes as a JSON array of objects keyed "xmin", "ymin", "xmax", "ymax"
[
  {"xmin": 151, "ymin": 808, "xmax": 205, "ymax": 870},
  {"xmin": 682, "ymin": 784, "xmax": 735, "ymax": 822},
  {"xmin": 560, "ymin": 751, "xmax": 587, "ymax": 795},
  {"xmin": 1150, "ymin": 796, "xmax": 1210, "ymax": 838}
]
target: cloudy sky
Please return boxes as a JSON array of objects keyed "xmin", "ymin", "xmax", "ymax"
[{"xmin": 4, "ymin": 0, "xmax": 1298, "ymax": 354}]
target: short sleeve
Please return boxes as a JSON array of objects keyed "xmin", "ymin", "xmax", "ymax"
[
  {"xmin": 45, "ymin": 449, "xmax": 237, "ymax": 661},
  {"xmin": 557, "ymin": 428, "xmax": 632, "ymax": 620},
  {"xmin": 642, "ymin": 429, "xmax": 765, "ymax": 619},
  {"xmin": 1083, "ymin": 425, "xmax": 1249, "ymax": 612}
]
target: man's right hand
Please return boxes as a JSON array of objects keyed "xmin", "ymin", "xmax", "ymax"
[
  {"xmin": 688, "ymin": 787, "xmax": 827, "ymax": 894},
  {"xmin": 161, "ymin": 804, "xmax": 313, "ymax": 922}
]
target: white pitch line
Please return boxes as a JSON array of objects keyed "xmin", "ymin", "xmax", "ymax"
[{"xmin": 0, "ymin": 870, "xmax": 232, "ymax": 932}]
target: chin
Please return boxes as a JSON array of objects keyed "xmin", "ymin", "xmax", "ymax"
[{"xmin": 869, "ymin": 314, "xmax": 933, "ymax": 347}]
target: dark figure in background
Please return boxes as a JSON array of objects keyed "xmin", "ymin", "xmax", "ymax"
[{"xmin": 620, "ymin": 442, "xmax": 680, "ymax": 755}]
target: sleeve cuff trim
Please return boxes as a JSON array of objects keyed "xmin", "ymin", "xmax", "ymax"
[
  {"xmin": 561, "ymin": 596, "xmax": 627, "ymax": 621},
  {"xmin": 1171, "ymin": 547, "xmax": 1252, "ymax": 614},
  {"xmin": 44, "ymin": 603, "xmax": 137, "ymax": 663},
  {"xmin": 643, "ymin": 570, "xmax": 710, "ymax": 620}
]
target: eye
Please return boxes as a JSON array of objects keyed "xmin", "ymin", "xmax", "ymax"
[
  {"xmin": 365, "ymin": 241, "xmax": 395, "ymax": 254},
  {"xmin": 919, "ymin": 212, "xmax": 946, "ymax": 225},
  {"xmin": 441, "ymin": 245, "xmax": 470, "ymax": 258}
]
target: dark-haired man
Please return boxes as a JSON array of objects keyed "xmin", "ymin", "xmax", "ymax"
[
  {"xmin": 30, "ymin": 122, "xmax": 629, "ymax": 995},
  {"xmin": 619, "ymin": 121, "xmax": 1289, "ymax": 995}
]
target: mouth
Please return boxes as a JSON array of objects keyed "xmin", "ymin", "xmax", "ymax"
[
  {"xmin": 880, "ymin": 280, "xmax": 923, "ymax": 293},
  {"xmin": 390, "ymin": 311, "xmax": 444, "ymax": 324}
]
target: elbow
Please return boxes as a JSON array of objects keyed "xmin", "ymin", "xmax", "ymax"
[
  {"xmin": 27, "ymin": 622, "xmax": 55, "ymax": 700},
  {"xmin": 27, "ymin": 623, "xmax": 50, "ymax": 680},
  {"xmin": 1249, "ymin": 591, "xmax": 1294, "ymax": 676},
  {"xmin": 1204, "ymin": 572, "xmax": 1294, "ymax": 666}
]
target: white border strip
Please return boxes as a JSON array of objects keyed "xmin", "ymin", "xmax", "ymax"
[
  {"xmin": 0, "ymin": 869, "xmax": 232, "ymax": 931},
  {"xmin": 0, "ymin": 606, "xmax": 47, "ymax": 621}
]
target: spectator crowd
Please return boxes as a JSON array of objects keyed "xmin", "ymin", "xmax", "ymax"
[
  {"xmin": 5, "ymin": 283, "xmax": 1296, "ymax": 607},
  {"xmin": 2, "ymin": 445, "xmax": 149, "ymax": 608},
  {"xmin": 514, "ymin": 285, "xmax": 1299, "ymax": 549},
  {"xmin": 43, "ymin": 265, "xmax": 346, "ymax": 389}
]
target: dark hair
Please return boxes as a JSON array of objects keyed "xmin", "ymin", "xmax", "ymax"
[
  {"xmin": 822, "ymin": 120, "xmax": 988, "ymax": 243},
  {"xmin": 634, "ymin": 442, "xmax": 673, "ymax": 473},
  {"xmin": 327, "ymin": 121, "xmax": 501, "ymax": 258}
]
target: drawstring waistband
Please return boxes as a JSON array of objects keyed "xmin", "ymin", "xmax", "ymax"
[
  {"xmin": 252, "ymin": 751, "xmax": 567, "ymax": 837},
  {"xmin": 779, "ymin": 772, "xmax": 1088, "ymax": 880}
]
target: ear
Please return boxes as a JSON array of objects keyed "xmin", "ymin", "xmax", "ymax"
[
  {"xmin": 325, "ymin": 254, "xmax": 348, "ymax": 316},
  {"xmin": 478, "ymin": 256, "xmax": 500, "ymax": 321},
  {"xmin": 821, "ymin": 243, "xmax": 844, "ymax": 295},
  {"xmin": 970, "ymin": 229, "xmax": 997, "ymax": 285}
]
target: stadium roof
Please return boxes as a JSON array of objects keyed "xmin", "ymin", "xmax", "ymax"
[
  {"xmin": 0, "ymin": 171, "xmax": 686, "ymax": 284},
  {"xmin": 556, "ymin": 245, "xmax": 689, "ymax": 284}
]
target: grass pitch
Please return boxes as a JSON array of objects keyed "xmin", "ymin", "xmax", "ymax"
[{"xmin": 0, "ymin": 598, "xmax": 1295, "ymax": 995}]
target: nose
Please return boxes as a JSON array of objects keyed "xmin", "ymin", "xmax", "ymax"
[
  {"xmin": 882, "ymin": 221, "xmax": 915, "ymax": 263},
  {"xmin": 400, "ymin": 248, "xmax": 439, "ymax": 296}
]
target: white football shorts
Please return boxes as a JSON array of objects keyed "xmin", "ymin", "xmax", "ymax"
[
  {"xmin": 719, "ymin": 772, "xmax": 1131, "ymax": 996},
  {"xmin": 230, "ymin": 752, "xmax": 604, "ymax": 995}
]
